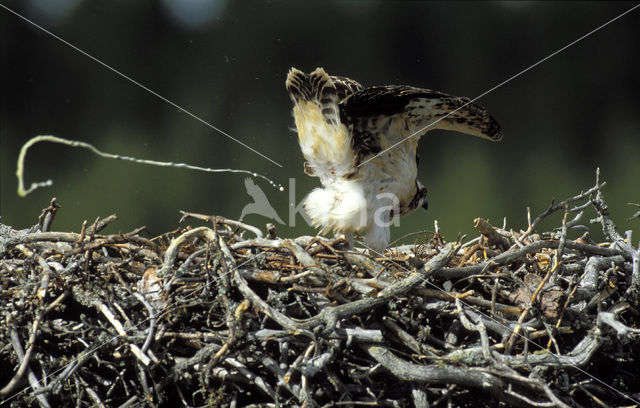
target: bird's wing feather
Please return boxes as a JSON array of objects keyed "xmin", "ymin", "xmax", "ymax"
[
  {"xmin": 286, "ymin": 68, "xmax": 362, "ymax": 179},
  {"xmin": 339, "ymin": 85, "xmax": 502, "ymax": 162},
  {"xmin": 330, "ymin": 75, "xmax": 364, "ymax": 101}
]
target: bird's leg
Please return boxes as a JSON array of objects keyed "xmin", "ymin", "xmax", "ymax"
[
  {"xmin": 363, "ymin": 224, "xmax": 390, "ymax": 258},
  {"xmin": 344, "ymin": 232, "xmax": 354, "ymax": 249}
]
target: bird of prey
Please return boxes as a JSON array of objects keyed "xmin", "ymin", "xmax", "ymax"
[
  {"xmin": 286, "ymin": 67, "xmax": 502, "ymax": 254},
  {"xmin": 240, "ymin": 178, "xmax": 284, "ymax": 224}
]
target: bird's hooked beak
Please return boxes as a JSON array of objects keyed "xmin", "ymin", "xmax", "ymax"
[{"xmin": 416, "ymin": 180, "xmax": 428, "ymax": 211}]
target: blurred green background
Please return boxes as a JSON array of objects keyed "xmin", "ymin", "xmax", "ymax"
[{"xmin": 1, "ymin": 1, "xmax": 639, "ymax": 244}]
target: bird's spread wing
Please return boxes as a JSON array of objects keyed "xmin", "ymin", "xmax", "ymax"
[
  {"xmin": 330, "ymin": 75, "xmax": 364, "ymax": 101},
  {"xmin": 286, "ymin": 68, "xmax": 363, "ymax": 179},
  {"xmin": 339, "ymin": 85, "xmax": 502, "ymax": 163}
]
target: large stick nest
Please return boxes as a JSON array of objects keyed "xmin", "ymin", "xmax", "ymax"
[{"xmin": 1, "ymin": 172, "xmax": 639, "ymax": 407}]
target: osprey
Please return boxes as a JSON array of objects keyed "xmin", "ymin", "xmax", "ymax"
[{"xmin": 286, "ymin": 67, "xmax": 502, "ymax": 254}]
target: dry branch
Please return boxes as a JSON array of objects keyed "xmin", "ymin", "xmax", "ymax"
[{"xmin": 1, "ymin": 172, "xmax": 639, "ymax": 407}]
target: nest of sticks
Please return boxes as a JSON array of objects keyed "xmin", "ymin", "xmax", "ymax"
[{"xmin": 1, "ymin": 171, "xmax": 640, "ymax": 408}]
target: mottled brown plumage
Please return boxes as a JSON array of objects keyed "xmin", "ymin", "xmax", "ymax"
[{"xmin": 286, "ymin": 67, "xmax": 502, "ymax": 253}]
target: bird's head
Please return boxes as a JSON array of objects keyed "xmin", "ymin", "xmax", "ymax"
[{"xmin": 416, "ymin": 180, "xmax": 428, "ymax": 211}]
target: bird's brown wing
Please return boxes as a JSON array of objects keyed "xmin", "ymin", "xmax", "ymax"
[
  {"xmin": 339, "ymin": 85, "xmax": 502, "ymax": 163},
  {"xmin": 330, "ymin": 75, "xmax": 364, "ymax": 101}
]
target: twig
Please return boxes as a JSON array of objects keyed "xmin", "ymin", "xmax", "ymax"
[
  {"xmin": 1, "ymin": 292, "xmax": 66, "ymax": 397},
  {"xmin": 363, "ymin": 344, "xmax": 539, "ymax": 408},
  {"xmin": 438, "ymin": 239, "xmax": 626, "ymax": 279},
  {"xmin": 36, "ymin": 198, "xmax": 61, "ymax": 233},
  {"xmin": 180, "ymin": 211, "xmax": 264, "ymax": 239},
  {"xmin": 7, "ymin": 329, "xmax": 51, "ymax": 408},
  {"xmin": 519, "ymin": 179, "xmax": 605, "ymax": 243},
  {"xmin": 504, "ymin": 259, "xmax": 563, "ymax": 353}
]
